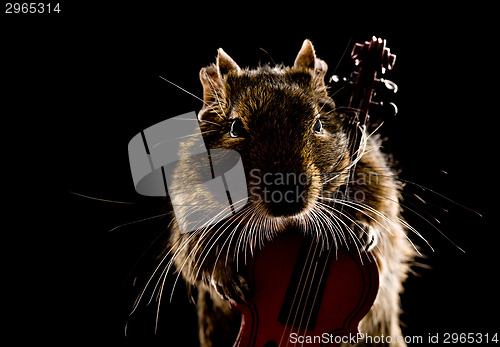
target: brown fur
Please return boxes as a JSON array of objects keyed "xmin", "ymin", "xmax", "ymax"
[{"xmin": 168, "ymin": 40, "xmax": 416, "ymax": 346}]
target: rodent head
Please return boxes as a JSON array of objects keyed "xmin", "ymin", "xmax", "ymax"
[{"xmin": 197, "ymin": 40, "xmax": 353, "ymax": 230}]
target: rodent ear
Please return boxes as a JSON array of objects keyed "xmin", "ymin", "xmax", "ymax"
[
  {"xmin": 294, "ymin": 39, "xmax": 328, "ymax": 86},
  {"xmin": 294, "ymin": 39, "xmax": 317, "ymax": 69},
  {"xmin": 200, "ymin": 65, "xmax": 222, "ymax": 105},
  {"xmin": 199, "ymin": 48, "xmax": 241, "ymax": 108},
  {"xmin": 198, "ymin": 48, "xmax": 241, "ymax": 121},
  {"xmin": 217, "ymin": 48, "xmax": 241, "ymax": 78}
]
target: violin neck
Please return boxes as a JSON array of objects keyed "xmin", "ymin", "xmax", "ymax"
[{"xmin": 348, "ymin": 67, "xmax": 378, "ymax": 126}]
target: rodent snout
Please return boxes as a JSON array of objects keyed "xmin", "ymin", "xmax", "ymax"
[{"xmin": 249, "ymin": 170, "xmax": 313, "ymax": 217}]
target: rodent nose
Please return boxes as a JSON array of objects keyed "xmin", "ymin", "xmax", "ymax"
[{"xmin": 260, "ymin": 174, "xmax": 310, "ymax": 217}]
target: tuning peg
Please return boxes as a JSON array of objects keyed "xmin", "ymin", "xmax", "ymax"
[
  {"xmin": 370, "ymin": 100, "xmax": 398, "ymax": 117},
  {"xmin": 329, "ymin": 74, "xmax": 353, "ymax": 84},
  {"xmin": 383, "ymin": 48, "xmax": 396, "ymax": 72},
  {"xmin": 383, "ymin": 101, "xmax": 398, "ymax": 116},
  {"xmin": 329, "ymin": 75, "xmax": 340, "ymax": 83},
  {"xmin": 377, "ymin": 78, "xmax": 398, "ymax": 93}
]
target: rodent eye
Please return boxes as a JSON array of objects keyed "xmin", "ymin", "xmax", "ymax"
[
  {"xmin": 230, "ymin": 118, "xmax": 246, "ymax": 138},
  {"xmin": 313, "ymin": 118, "xmax": 323, "ymax": 134}
]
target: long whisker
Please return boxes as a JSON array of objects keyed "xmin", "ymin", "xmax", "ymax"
[
  {"xmin": 396, "ymin": 177, "xmax": 482, "ymax": 218},
  {"xmin": 192, "ymin": 198, "xmax": 250, "ymax": 282},
  {"xmin": 204, "ymin": 73, "xmax": 227, "ymax": 119},
  {"xmin": 321, "ymin": 196, "xmax": 425, "ymax": 255},
  {"xmin": 317, "ymin": 201, "xmax": 386, "ymax": 259},
  {"xmin": 350, "ymin": 171, "xmax": 482, "ymax": 218},
  {"xmin": 150, "ymin": 130, "xmax": 219, "ymax": 150},
  {"xmin": 330, "ymin": 37, "xmax": 353, "ymax": 77},
  {"xmin": 69, "ymin": 191, "xmax": 136, "ymax": 204},
  {"xmin": 159, "ymin": 75, "xmax": 206, "ymax": 106},
  {"xmin": 137, "ymin": 202, "xmax": 227, "ymax": 311},
  {"xmin": 225, "ymin": 205, "xmax": 258, "ymax": 266},
  {"xmin": 369, "ymin": 191, "xmax": 464, "ymax": 253},
  {"xmin": 174, "ymin": 117, "xmax": 221, "ymax": 127},
  {"xmin": 129, "ymin": 227, "xmax": 195, "ymax": 314},
  {"xmin": 168, "ymin": 199, "xmax": 248, "ymax": 302},
  {"xmin": 108, "ymin": 212, "xmax": 170, "ymax": 233},
  {"xmin": 316, "ymin": 201, "xmax": 363, "ymax": 247}
]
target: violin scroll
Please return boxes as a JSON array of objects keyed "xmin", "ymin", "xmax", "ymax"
[
  {"xmin": 348, "ymin": 36, "xmax": 397, "ymax": 126},
  {"xmin": 351, "ymin": 36, "xmax": 396, "ymax": 75}
]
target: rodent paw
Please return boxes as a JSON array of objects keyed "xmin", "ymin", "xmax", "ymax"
[
  {"xmin": 210, "ymin": 272, "xmax": 250, "ymax": 304},
  {"xmin": 357, "ymin": 224, "xmax": 378, "ymax": 252}
]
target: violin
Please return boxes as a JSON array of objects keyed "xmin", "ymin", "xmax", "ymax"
[
  {"xmin": 232, "ymin": 232, "xmax": 378, "ymax": 347},
  {"xmin": 231, "ymin": 37, "xmax": 396, "ymax": 347},
  {"xmin": 348, "ymin": 36, "xmax": 396, "ymax": 126}
]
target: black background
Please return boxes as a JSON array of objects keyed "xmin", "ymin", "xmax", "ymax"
[{"xmin": 3, "ymin": 3, "xmax": 499, "ymax": 346}]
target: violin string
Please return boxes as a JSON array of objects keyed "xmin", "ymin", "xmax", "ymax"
[
  {"xmin": 295, "ymin": 245, "xmax": 322, "ymax": 346},
  {"xmin": 282, "ymin": 188, "xmax": 345, "ymax": 340},
  {"xmin": 279, "ymin": 239, "xmax": 314, "ymax": 346},
  {"xmin": 292, "ymin": 240, "xmax": 321, "ymax": 347},
  {"xmin": 294, "ymin": 239, "xmax": 324, "ymax": 347},
  {"xmin": 300, "ymin": 235, "xmax": 337, "ymax": 345},
  {"xmin": 294, "ymin": 211, "xmax": 328, "ymax": 346},
  {"xmin": 294, "ymin": 217, "xmax": 332, "ymax": 345},
  {"xmin": 278, "ymin": 236, "xmax": 319, "ymax": 347}
]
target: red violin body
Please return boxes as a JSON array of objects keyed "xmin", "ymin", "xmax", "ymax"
[{"xmin": 232, "ymin": 232, "xmax": 379, "ymax": 347}]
